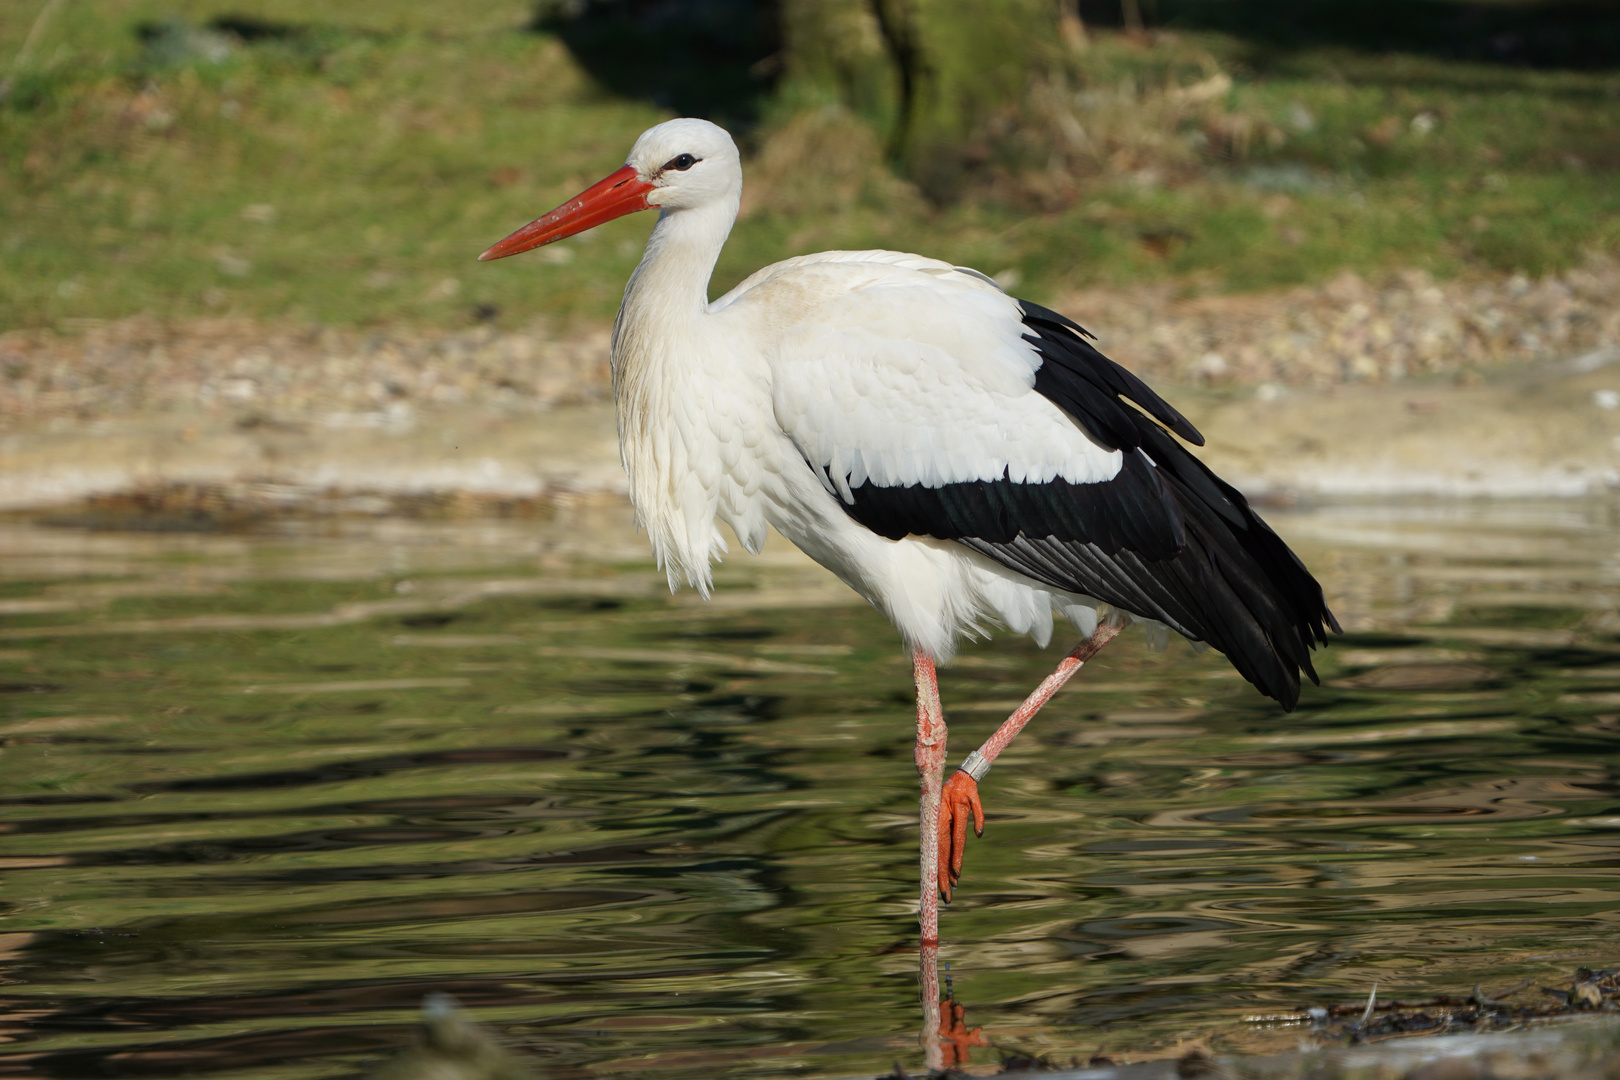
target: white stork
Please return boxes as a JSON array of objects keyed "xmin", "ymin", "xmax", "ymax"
[{"xmin": 479, "ymin": 118, "xmax": 1338, "ymax": 946}]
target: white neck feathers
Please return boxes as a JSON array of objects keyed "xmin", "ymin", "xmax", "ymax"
[{"xmin": 609, "ymin": 192, "xmax": 746, "ymax": 597}]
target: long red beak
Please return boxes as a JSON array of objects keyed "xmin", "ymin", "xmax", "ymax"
[{"xmin": 478, "ymin": 165, "xmax": 655, "ymax": 261}]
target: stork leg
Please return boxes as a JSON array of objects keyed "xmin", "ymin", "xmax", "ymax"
[
  {"xmin": 937, "ymin": 619, "xmax": 1123, "ymax": 901},
  {"xmin": 912, "ymin": 649, "xmax": 947, "ymax": 946}
]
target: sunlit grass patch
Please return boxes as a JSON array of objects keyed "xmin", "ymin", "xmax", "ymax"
[
  {"xmin": 1, "ymin": 5, "xmax": 1618, "ymax": 330},
  {"xmin": 1, "ymin": 6, "xmax": 666, "ymax": 328}
]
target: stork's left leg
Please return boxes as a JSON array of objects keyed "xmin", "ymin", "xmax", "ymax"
[
  {"xmin": 937, "ymin": 619, "xmax": 1122, "ymax": 901},
  {"xmin": 912, "ymin": 649, "xmax": 947, "ymax": 946}
]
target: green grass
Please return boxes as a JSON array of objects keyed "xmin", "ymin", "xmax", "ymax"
[{"xmin": 1, "ymin": 1, "xmax": 1618, "ymax": 331}]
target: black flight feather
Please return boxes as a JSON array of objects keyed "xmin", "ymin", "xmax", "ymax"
[
  {"xmin": 822, "ymin": 301, "xmax": 1338, "ymax": 711},
  {"xmin": 1019, "ymin": 299, "xmax": 1205, "ymax": 448}
]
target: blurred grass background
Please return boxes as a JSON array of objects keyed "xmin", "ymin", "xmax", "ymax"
[{"xmin": 1, "ymin": 0, "xmax": 1617, "ymax": 331}]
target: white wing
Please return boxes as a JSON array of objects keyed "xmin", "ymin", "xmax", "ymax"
[{"xmin": 718, "ymin": 251, "xmax": 1122, "ymax": 503}]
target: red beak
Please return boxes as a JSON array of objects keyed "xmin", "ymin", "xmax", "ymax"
[{"xmin": 478, "ymin": 164, "xmax": 655, "ymax": 261}]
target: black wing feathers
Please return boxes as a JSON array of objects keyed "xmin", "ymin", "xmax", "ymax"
[
  {"xmin": 827, "ymin": 301, "xmax": 1338, "ymax": 711},
  {"xmin": 831, "ymin": 451, "xmax": 1182, "ymax": 559},
  {"xmin": 1020, "ymin": 300, "xmax": 1205, "ymax": 448}
]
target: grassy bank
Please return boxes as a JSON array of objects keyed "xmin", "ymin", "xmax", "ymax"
[{"xmin": 2, "ymin": 0, "xmax": 1618, "ymax": 331}]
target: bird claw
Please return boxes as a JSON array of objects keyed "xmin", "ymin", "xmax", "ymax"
[{"xmin": 937, "ymin": 769, "xmax": 984, "ymax": 903}]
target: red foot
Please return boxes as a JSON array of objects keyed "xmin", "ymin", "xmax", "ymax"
[{"xmin": 937, "ymin": 770, "xmax": 984, "ymax": 902}]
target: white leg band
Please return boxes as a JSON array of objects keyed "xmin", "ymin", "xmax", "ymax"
[{"xmin": 958, "ymin": 750, "xmax": 990, "ymax": 782}]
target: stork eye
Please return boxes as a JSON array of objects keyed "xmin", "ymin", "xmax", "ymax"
[{"xmin": 664, "ymin": 153, "xmax": 699, "ymax": 171}]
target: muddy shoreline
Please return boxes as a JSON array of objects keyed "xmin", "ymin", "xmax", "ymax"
[{"xmin": 4, "ymin": 263, "xmax": 1619, "ymax": 513}]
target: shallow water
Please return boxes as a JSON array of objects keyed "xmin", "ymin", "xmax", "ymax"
[{"xmin": 1, "ymin": 498, "xmax": 1618, "ymax": 1078}]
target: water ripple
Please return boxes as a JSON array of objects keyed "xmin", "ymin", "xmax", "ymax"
[{"xmin": 1, "ymin": 501, "xmax": 1618, "ymax": 1076}]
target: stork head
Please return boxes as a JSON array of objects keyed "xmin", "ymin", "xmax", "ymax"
[
  {"xmin": 478, "ymin": 118, "xmax": 740, "ymax": 261},
  {"xmin": 627, "ymin": 118, "xmax": 741, "ymax": 211}
]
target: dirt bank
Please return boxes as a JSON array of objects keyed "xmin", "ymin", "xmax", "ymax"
[{"xmin": 3, "ymin": 262, "xmax": 1618, "ymax": 512}]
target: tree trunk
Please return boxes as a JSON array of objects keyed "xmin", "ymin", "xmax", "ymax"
[
  {"xmin": 1058, "ymin": 0, "xmax": 1088, "ymax": 51},
  {"xmin": 1122, "ymin": 0, "xmax": 1144, "ymax": 35}
]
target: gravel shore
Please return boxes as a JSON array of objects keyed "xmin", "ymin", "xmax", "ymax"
[
  {"xmin": 0, "ymin": 318, "xmax": 613, "ymax": 427},
  {"xmin": 1063, "ymin": 256, "xmax": 1620, "ymax": 390},
  {"xmin": 3, "ymin": 259, "xmax": 1617, "ymax": 429},
  {"xmin": 2, "ymin": 261, "xmax": 1618, "ymax": 513}
]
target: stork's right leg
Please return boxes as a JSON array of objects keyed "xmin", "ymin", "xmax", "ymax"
[{"xmin": 913, "ymin": 649, "xmax": 947, "ymax": 947}]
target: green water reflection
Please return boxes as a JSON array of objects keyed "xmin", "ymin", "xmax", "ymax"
[{"xmin": 1, "ymin": 499, "xmax": 1618, "ymax": 1078}]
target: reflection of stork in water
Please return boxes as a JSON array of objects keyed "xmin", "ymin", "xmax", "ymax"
[{"xmin": 479, "ymin": 118, "xmax": 1338, "ymax": 972}]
